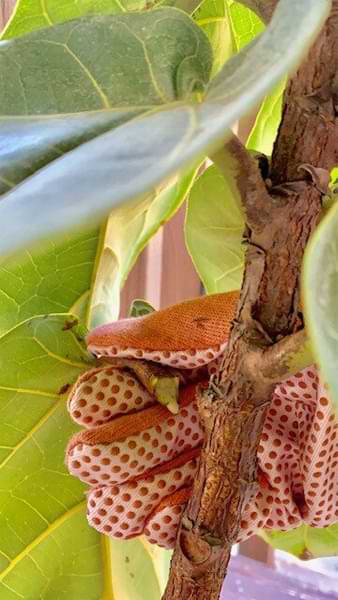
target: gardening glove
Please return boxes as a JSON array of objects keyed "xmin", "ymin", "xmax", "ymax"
[{"xmin": 66, "ymin": 293, "xmax": 338, "ymax": 549}]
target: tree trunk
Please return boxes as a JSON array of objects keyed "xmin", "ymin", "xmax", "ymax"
[{"xmin": 163, "ymin": 3, "xmax": 338, "ymax": 599}]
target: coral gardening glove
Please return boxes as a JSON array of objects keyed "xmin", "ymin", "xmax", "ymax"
[{"xmin": 66, "ymin": 293, "xmax": 338, "ymax": 549}]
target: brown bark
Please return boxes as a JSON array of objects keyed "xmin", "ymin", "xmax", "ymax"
[{"xmin": 163, "ymin": 4, "xmax": 338, "ymax": 600}]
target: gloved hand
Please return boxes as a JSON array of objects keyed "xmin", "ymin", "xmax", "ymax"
[{"xmin": 66, "ymin": 292, "xmax": 338, "ymax": 549}]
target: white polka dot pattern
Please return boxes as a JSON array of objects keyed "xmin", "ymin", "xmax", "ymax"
[
  {"xmin": 86, "ymin": 458, "xmax": 197, "ymax": 541},
  {"xmin": 145, "ymin": 504, "xmax": 184, "ymax": 548},
  {"xmin": 68, "ymin": 366, "xmax": 154, "ymax": 428},
  {"xmin": 142, "ymin": 368, "xmax": 338, "ymax": 548},
  {"xmin": 67, "ymin": 353, "xmax": 338, "ymax": 550},
  {"xmin": 88, "ymin": 342, "xmax": 227, "ymax": 369},
  {"xmin": 68, "ymin": 400, "xmax": 202, "ymax": 486}
]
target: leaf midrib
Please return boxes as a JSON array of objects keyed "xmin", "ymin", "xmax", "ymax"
[{"xmin": 0, "ymin": 500, "xmax": 86, "ymax": 584}]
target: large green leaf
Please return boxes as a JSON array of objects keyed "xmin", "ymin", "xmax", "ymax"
[
  {"xmin": 0, "ymin": 5, "xmax": 201, "ymax": 329},
  {"xmin": 0, "ymin": 173, "xmax": 189, "ymax": 596},
  {"xmin": 228, "ymin": 1, "xmax": 283, "ymax": 156},
  {"xmin": 228, "ymin": 0, "xmax": 263, "ymax": 51},
  {"xmin": 0, "ymin": 4, "xmax": 187, "ymax": 597},
  {"xmin": 185, "ymin": 163, "xmax": 244, "ymax": 292},
  {"xmin": 302, "ymin": 201, "xmax": 338, "ymax": 414},
  {"xmin": 0, "ymin": 315, "xmax": 100, "ymax": 598},
  {"xmin": 247, "ymin": 78, "xmax": 285, "ymax": 155},
  {"xmin": 0, "ymin": 0, "xmax": 329, "ymax": 255},
  {"xmin": 0, "ymin": 165, "xmax": 193, "ymax": 333},
  {"xmin": 194, "ymin": 0, "xmax": 234, "ymax": 76},
  {"xmin": 0, "ymin": 230, "xmax": 99, "ymax": 336},
  {"xmin": 261, "ymin": 523, "xmax": 338, "ymax": 560},
  {"xmin": 2, "ymin": 0, "xmax": 157, "ymax": 39},
  {"xmin": 0, "ymin": 313, "xmax": 170, "ymax": 598},
  {"xmin": 108, "ymin": 537, "xmax": 171, "ymax": 600},
  {"xmin": 88, "ymin": 168, "xmax": 196, "ymax": 327}
]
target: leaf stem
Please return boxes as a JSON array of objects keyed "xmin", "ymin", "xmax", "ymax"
[{"xmin": 246, "ymin": 330, "xmax": 314, "ymax": 383}]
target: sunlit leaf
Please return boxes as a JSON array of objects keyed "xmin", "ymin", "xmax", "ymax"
[
  {"xmin": 0, "ymin": 4, "xmax": 183, "ymax": 597},
  {"xmin": 194, "ymin": 0, "xmax": 234, "ymax": 75},
  {"xmin": 0, "ymin": 160, "xmax": 189, "ymax": 598},
  {"xmin": 0, "ymin": 315, "xmax": 102, "ymax": 599},
  {"xmin": 88, "ymin": 167, "xmax": 196, "ymax": 326},
  {"xmin": 2, "ymin": 0, "xmax": 158, "ymax": 39},
  {"xmin": 0, "ymin": 229, "xmax": 97, "ymax": 336},
  {"xmin": 302, "ymin": 201, "xmax": 338, "ymax": 415},
  {"xmin": 228, "ymin": 0, "xmax": 263, "ymax": 51},
  {"xmin": 185, "ymin": 163, "xmax": 244, "ymax": 292},
  {"xmin": 261, "ymin": 523, "xmax": 338, "ymax": 560},
  {"xmin": 246, "ymin": 79, "xmax": 285, "ymax": 155},
  {"xmin": 0, "ymin": 0, "xmax": 329, "ymax": 255},
  {"xmin": 108, "ymin": 537, "xmax": 171, "ymax": 599}
]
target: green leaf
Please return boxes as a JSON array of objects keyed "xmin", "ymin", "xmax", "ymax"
[
  {"xmin": 108, "ymin": 537, "xmax": 171, "ymax": 599},
  {"xmin": 2, "ymin": 0, "xmax": 159, "ymax": 39},
  {"xmin": 0, "ymin": 0, "xmax": 329, "ymax": 255},
  {"xmin": 0, "ymin": 8, "xmax": 183, "ymax": 591},
  {"xmin": 0, "ymin": 230, "xmax": 100, "ymax": 336},
  {"xmin": 0, "ymin": 174, "xmax": 189, "ymax": 596},
  {"xmin": 0, "ymin": 311, "xmax": 172, "ymax": 598},
  {"xmin": 88, "ymin": 167, "xmax": 196, "ymax": 326},
  {"xmin": 0, "ymin": 315, "xmax": 104, "ymax": 599},
  {"xmin": 194, "ymin": 0, "xmax": 234, "ymax": 75},
  {"xmin": 261, "ymin": 523, "xmax": 338, "ymax": 560},
  {"xmin": 302, "ymin": 201, "xmax": 338, "ymax": 415},
  {"xmin": 128, "ymin": 299, "xmax": 156, "ymax": 317},
  {"xmin": 185, "ymin": 163, "xmax": 244, "ymax": 293},
  {"xmin": 228, "ymin": 0, "xmax": 264, "ymax": 51},
  {"xmin": 247, "ymin": 79, "xmax": 285, "ymax": 155}
]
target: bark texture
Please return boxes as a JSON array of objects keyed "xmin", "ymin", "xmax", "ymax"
[{"xmin": 163, "ymin": 4, "xmax": 338, "ymax": 599}]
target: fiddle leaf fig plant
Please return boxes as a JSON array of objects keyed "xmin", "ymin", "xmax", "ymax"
[
  {"xmin": 0, "ymin": 0, "xmax": 337, "ymax": 599},
  {"xmin": 0, "ymin": 0, "xmax": 327, "ymax": 254}
]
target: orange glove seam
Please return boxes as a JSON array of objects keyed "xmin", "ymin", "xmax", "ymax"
[
  {"xmin": 145, "ymin": 487, "xmax": 192, "ymax": 527},
  {"xmin": 131, "ymin": 446, "xmax": 201, "ymax": 483},
  {"xmin": 67, "ymin": 382, "xmax": 202, "ymax": 453}
]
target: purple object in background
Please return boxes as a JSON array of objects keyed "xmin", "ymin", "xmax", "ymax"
[{"xmin": 221, "ymin": 555, "xmax": 338, "ymax": 599}]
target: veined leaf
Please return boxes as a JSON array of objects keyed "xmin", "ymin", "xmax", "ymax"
[
  {"xmin": 0, "ymin": 172, "xmax": 189, "ymax": 595},
  {"xmin": 261, "ymin": 523, "xmax": 338, "ymax": 560},
  {"xmin": 1, "ymin": 0, "xmax": 158, "ymax": 39},
  {"xmin": 194, "ymin": 0, "xmax": 234, "ymax": 76},
  {"xmin": 228, "ymin": 0, "xmax": 263, "ymax": 51},
  {"xmin": 185, "ymin": 163, "xmax": 244, "ymax": 293},
  {"xmin": 0, "ymin": 166, "xmax": 193, "ymax": 333},
  {"xmin": 0, "ymin": 5, "xmax": 186, "ymax": 598},
  {"xmin": 302, "ymin": 201, "xmax": 338, "ymax": 415},
  {"xmin": 0, "ymin": 230, "xmax": 99, "ymax": 336},
  {"xmin": 247, "ymin": 78, "xmax": 285, "ymax": 155},
  {"xmin": 0, "ymin": 308, "xmax": 174, "ymax": 599},
  {"xmin": 0, "ymin": 0, "xmax": 330, "ymax": 255},
  {"xmin": 88, "ymin": 167, "xmax": 197, "ymax": 326},
  {"xmin": 0, "ymin": 315, "xmax": 102, "ymax": 599}
]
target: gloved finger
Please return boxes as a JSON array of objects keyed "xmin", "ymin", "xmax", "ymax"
[
  {"xmin": 68, "ymin": 365, "xmax": 155, "ymax": 428},
  {"xmin": 66, "ymin": 384, "xmax": 203, "ymax": 487},
  {"xmin": 87, "ymin": 292, "xmax": 239, "ymax": 368},
  {"xmin": 144, "ymin": 488, "xmax": 190, "ymax": 548},
  {"xmin": 86, "ymin": 452, "xmax": 198, "ymax": 543},
  {"xmin": 238, "ymin": 367, "xmax": 338, "ymax": 539}
]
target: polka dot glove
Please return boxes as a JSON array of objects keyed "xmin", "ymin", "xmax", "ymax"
[{"xmin": 66, "ymin": 293, "xmax": 338, "ymax": 549}]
